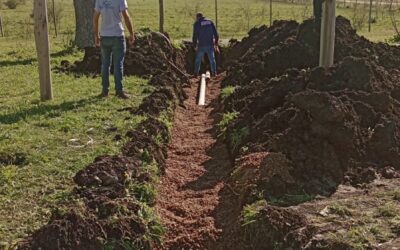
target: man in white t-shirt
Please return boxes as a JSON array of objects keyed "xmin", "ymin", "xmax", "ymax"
[{"xmin": 93, "ymin": 0, "xmax": 134, "ymax": 99}]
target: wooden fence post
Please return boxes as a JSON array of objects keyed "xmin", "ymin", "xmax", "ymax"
[
  {"xmin": 0, "ymin": 16, "xmax": 4, "ymax": 37},
  {"xmin": 368, "ymin": 0, "xmax": 373, "ymax": 32},
  {"xmin": 215, "ymin": 0, "xmax": 218, "ymax": 29},
  {"xmin": 270, "ymin": 0, "xmax": 273, "ymax": 26},
  {"xmin": 319, "ymin": 0, "xmax": 336, "ymax": 68},
  {"xmin": 159, "ymin": 0, "xmax": 164, "ymax": 33},
  {"xmin": 34, "ymin": 0, "xmax": 53, "ymax": 101}
]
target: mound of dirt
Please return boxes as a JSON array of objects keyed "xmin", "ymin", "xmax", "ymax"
[
  {"xmin": 221, "ymin": 16, "xmax": 400, "ymax": 248},
  {"xmin": 58, "ymin": 31, "xmax": 187, "ymax": 80},
  {"xmin": 223, "ymin": 16, "xmax": 400, "ymax": 198},
  {"xmin": 222, "ymin": 16, "xmax": 400, "ymax": 87},
  {"xmin": 225, "ymin": 56, "xmax": 400, "ymax": 198},
  {"xmin": 240, "ymin": 204, "xmax": 310, "ymax": 249}
]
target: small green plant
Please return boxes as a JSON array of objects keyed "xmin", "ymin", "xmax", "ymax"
[
  {"xmin": 230, "ymin": 126, "xmax": 250, "ymax": 150},
  {"xmin": 217, "ymin": 111, "xmax": 238, "ymax": 137},
  {"xmin": 376, "ymin": 203, "xmax": 399, "ymax": 218},
  {"xmin": 241, "ymin": 200, "xmax": 267, "ymax": 227},
  {"xmin": 220, "ymin": 86, "xmax": 236, "ymax": 101}
]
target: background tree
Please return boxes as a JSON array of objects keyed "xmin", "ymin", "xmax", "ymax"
[
  {"xmin": 73, "ymin": 0, "xmax": 95, "ymax": 48},
  {"xmin": 159, "ymin": 0, "xmax": 164, "ymax": 33}
]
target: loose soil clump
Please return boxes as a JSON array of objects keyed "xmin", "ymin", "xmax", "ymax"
[
  {"xmin": 0, "ymin": 152, "xmax": 27, "ymax": 166},
  {"xmin": 58, "ymin": 31, "xmax": 187, "ymax": 80}
]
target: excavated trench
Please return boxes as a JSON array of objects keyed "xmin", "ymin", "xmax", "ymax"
[{"xmin": 155, "ymin": 75, "xmax": 233, "ymax": 249}]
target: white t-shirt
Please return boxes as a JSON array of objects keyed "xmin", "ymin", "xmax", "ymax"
[{"xmin": 95, "ymin": 0, "xmax": 128, "ymax": 37}]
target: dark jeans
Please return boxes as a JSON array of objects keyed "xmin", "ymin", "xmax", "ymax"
[
  {"xmin": 195, "ymin": 46, "xmax": 217, "ymax": 75},
  {"xmin": 100, "ymin": 36, "xmax": 126, "ymax": 93}
]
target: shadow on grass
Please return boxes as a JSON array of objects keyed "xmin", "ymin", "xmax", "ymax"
[
  {"xmin": 0, "ymin": 58, "xmax": 37, "ymax": 67},
  {"xmin": 0, "ymin": 46, "xmax": 79, "ymax": 67},
  {"xmin": 0, "ymin": 96, "xmax": 101, "ymax": 125}
]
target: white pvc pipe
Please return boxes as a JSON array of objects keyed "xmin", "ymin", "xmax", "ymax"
[
  {"xmin": 198, "ymin": 74, "xmax": 206, "ymax": 106},
  {"xmin": 205, "ymin": 71, "xmax": 211, "ymax": 80}
]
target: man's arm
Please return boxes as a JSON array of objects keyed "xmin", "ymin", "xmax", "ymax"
[
  {"xmin": 212, "ymin": 22, "xmax": 219, "ymax": 45},
  {"xmin": 192, "ymin": 23, "xmax": 198, "ymax": 48},
  {"xmin": 93, "ymin": 11, "xmax": 101, "ymax": 47},
  {"xmin": 122, "ymin": 10, "xmax": 134, "ymax": 44}
]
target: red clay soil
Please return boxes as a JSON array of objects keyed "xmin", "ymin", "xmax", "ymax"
[{"xmin": 155, "ymin": 75, "xmax": 236, "ymax": 249}]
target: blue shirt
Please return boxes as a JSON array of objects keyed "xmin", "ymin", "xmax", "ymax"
[
  {"xmin": 95, "ymin": 0, "xmax": 128, "ymax": 37},
  {"xmin": 193, "ymin": 17, "xmax": 219, "ymax": 48}
]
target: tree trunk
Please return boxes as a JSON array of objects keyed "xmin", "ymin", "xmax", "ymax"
[
  {"xmin": 159, "ymin": 0, "xmax": 164, "ymax": 33},
  {"xmin": 73, "ymin": 0, "xmax": 95, "ymax": 48}
]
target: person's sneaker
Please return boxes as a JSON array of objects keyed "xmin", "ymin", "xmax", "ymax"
[
  {"xmin": 99, "ymin": 90, "xmax": 109, "ymax": 98},
  {"xmin": 211, "ymin": 72, "xmax": 217, "ymax": 77},
  {"xmin": 116, "ymin": 91, "xmax": 130, "ymax": 99}
]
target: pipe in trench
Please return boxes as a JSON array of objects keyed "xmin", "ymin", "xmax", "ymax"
[{"xmin": 198, "ymin": 74, "xmax": 206, "ymax": 106}]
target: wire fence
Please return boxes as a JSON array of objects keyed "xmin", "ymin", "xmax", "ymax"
[{"xmin": 0, "ymin": 0, "xmax": 399, "ymax": 42}]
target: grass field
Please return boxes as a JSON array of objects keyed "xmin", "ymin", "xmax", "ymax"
[
  {"xmin": 0, "ymin": 0, "xmax": 399, "ymax": 246},
  {"xmin": 0, "ymin": 40, "xmax": 153, "ymax": 245}
]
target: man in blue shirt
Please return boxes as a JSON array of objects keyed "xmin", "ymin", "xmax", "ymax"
[
  {"xmin": 93, "ymin": 0, "xmax": 134, "ymax": 99},
  {"xmin": 192, "ymin": 13, "xmax": 219, "ymax": 77}
]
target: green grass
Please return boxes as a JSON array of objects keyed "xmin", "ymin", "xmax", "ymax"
[
  {"xmin": 391, "ymin": 188, "xmax": 400, "ymax": 201},
  {"xmin": 329, "ymin": 226, "xmax": 372, "ymax": 249},
  {"xmin": 329, "ymin": 202, "xmax": 353, "ymax": 217},
  {"xmin": 0, "ymin": 0, "xmax": 399, "ymax": 42},
  {"xmin": 0, "ymin": 39, "xmax": 152, "ymax": 245},
  {"xmin": 376, "ymin": 203, "xmax": 399, "ymax": 218}
]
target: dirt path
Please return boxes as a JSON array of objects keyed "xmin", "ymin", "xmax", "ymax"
[{"xmin": 155, "ymin": 75, "xmax": 236, "ymax": 249}]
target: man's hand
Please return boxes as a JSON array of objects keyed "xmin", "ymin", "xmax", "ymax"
[
  {"xmin": 93, "ymin": 11, "xmax": 101, "ymax": 47},
  {"xmin": 95, "ymin": 35, "xmax": 100, "ymax": 48},
  {"xmin": 128, "ymin": 35, "xmax": 135, "ymax": 46}
]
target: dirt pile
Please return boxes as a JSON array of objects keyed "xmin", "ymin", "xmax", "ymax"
[
  {"xmin": 222, "ymin": 16, "xmax": 400, "ymax": 87},
  {"xmin": 220, "ymin": 16, "xmax": 400, "ymax": 248},
  {"xmin": 58, "ymin": 31, "xmax": 187, "ymax": 79}
]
